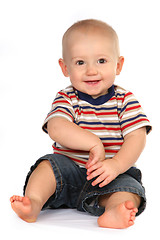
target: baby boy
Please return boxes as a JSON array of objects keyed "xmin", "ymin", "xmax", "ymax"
[{"xmin": 10, "ymin": 19, "xmax": 151, "ymax": 229}]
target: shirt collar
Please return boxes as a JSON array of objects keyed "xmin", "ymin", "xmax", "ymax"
[{"xmin": 77, "ymin": 85, "xmax": 115, "ymax": 105}]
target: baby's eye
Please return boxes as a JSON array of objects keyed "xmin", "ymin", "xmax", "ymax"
[
  {"xmin": 76, "ymin": 60, "xmax": 85, "ymax": 65},
  {"xmin": 97, "ymin": 58, "xmax": 107, "ymax": 64}
]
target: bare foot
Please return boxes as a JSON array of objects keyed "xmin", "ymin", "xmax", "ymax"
[
  {"xmin": 10, "ymin": 195, "xmax": 41, "ymax": 223},
  {"xmin": 97, "ymin": 200, "xmax": 138, "ymax": 229}
]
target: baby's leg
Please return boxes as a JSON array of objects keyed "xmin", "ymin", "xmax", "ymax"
[
  {"xmin": 10, "ymin": 160, "xmax": 56, "ymax": 222},
  {"xmin": 98, "ymin": 192, "xmax": 141, "ymax": 229}
]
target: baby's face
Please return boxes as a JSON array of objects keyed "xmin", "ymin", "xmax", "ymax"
[{"xmin": 61, "ymin": 31, "xmax": 124, "ymax": 98}]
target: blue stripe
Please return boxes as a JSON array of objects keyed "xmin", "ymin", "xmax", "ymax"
[
  {"xmin": 66, "ymin": 90, "xmax": 75, "ymax": 95},
  {"xmin": 49, "ymin": 106, "xmax": 74, "ymax": 118},
  {"xmin": 121, "ymin": 101, "xmax": 139, "ymax": 113},
  {"xmin": 78, "ymin": 121, "xmax": 121, "ymax": 126},
  {"xmin": 100, "ymin": 137, "xmax": 124, "ymax": 141},
  {"xmin": 115, "ymin": 92, "xmax": 125, "ymax": 97},
  {"xmin": 73, "ymin": 105, "xmax": 79, "ymax": 109},
  {"xmin": 54, "ymin": 96, "xmax": 65, "ymax": 101},
  {"xmin": 73, "ymin": 105, "xmax": 117, "ymax": 111},
  {"xmin": 121, "ymin": 114, "xmax": 147, "ymax": 125}
]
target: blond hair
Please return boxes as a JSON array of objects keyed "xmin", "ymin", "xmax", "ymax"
[{"xmin": 62, "ymin": 19, "xmax": 120, "ymax": 59}]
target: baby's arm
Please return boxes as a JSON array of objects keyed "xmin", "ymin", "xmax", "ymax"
[
  {"xmin": 87, "ymin": 127, "xmax": 146, "ymax": 187},
  {"xmin": 47, "ymin": 117, "xmax": 105, "ymax": 162},
  {"xmin": 112, "ymin": 127, "xmax": 146, "ymax": 172}
]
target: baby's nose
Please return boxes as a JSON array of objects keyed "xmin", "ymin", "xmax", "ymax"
[{"xmin": 86, "ymin": 64, "xmax": 98, "ymax": 76}]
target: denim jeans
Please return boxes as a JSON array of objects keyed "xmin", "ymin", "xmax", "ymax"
[{"xmin": 24, "ymin": 154, "xmax": 146, "ymax": 216}]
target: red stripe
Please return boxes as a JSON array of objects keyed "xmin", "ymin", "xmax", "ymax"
[
  {"xmin": 125, "ymin": 92, "xmax": 132, "ymax": 97},
  {"xmin": 125, "ymin": 105, "xmax": 141, "ymax": 112},
  {"xmin": 116, "ymin": 92, "xmax": 132, "ymax": 103},
  {"xmin": 105, "ymin": 149, "xmax": 118, "ymax": 153},
  {"xmin": 122, "ymin": 92, "xmax": 132, "ymax": 103},
  {"xmin": 80, "ymin": 110, "xmax": 117, "ymax": 116},
  {"xmin": 58, "ymin": 92, "xmax": 70, "ymax": 99},
  {"xmin": 52, "ymin": 100, "xmax": 69, "ymax": 105},
  {"xmin": 110, "ymin": 96, "xmax": 116, "ymax": 101},
  {"xmin": 67, "ymin": 156, "xmax": 87, "ymax": 165},
  {"xmin": 53, "ymin": 151, "xmax": 87, "ymax": 165},
  {"xmin": 53, "ymin": 145, "xmax": 85, "ymax": 154},
  {"xmin": 53, "ymin": 146, "xmax": 73, "ymax": 153},
  {"xmin": 58, "ymin": 91, "xmax": 77, "ymax": 100},
  {"xmin": 121, "ymin": 118, "xmax": 149, "ymax": 131},
  {"xmin": 117, "ymin": 97, "xmax": 124, "ymax": 101},
  {"xmin": 103, "ymin": 142, "xmax": 123, "ymax": 147},
  {"xmin": 74, "ymin": 109, "xmax": 118, "ymax": 116},
  {"xmin": 47, "ymin": 109, "xmax": 73, "ymax": 120},
  {"xmin": 70, "ymin": 95, "xmax": 77, "ymax": 99},
  {"xmin": 81, "ymin": 126, "xmax": 121, "ymax": 131}
]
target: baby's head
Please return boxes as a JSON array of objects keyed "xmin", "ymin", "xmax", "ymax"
[
  {"xmin": 59, "ymin": 19, "xmax": 124, "ymax": 98},
  {"xmin": 62, "ymin": 19, "xmax": 120, "ymax": 60}
]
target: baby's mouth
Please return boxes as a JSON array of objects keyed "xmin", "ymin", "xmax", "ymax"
[{"xmin": 84, "ymin": 80, "xmax": 101, "ymax": 85}]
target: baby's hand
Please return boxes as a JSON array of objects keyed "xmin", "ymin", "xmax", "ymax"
[
  {"xmin": 85, "ymin": 143, "xmax": 105, "ymax": 169},
  {"xmin": 86, "ymin": 158, "xmax": 120, "ymax": 188}
]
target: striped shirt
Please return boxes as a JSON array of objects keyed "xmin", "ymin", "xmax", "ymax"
[{"xmin": 42, "ymin": 84, "xmax": 152, "ymax": 167}]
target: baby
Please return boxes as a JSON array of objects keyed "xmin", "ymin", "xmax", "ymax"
[{"xmin": 10, "ymin": 19, "xmax": 152, "ymax": 229}]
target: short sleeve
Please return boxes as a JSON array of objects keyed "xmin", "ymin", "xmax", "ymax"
[
  {"xmin": 119, "ymin": 92, "xmax": 152, "ymax": 137},
  {"xmin": 42, "ymin": 90, "xmax": 75, "ymax": 133}
]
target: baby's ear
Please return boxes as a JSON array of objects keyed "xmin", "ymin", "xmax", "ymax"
[
  {"xmin": 58, "ymin": 58, "xmax": 69, "ymax": 77},
  {"xmin": 116, "ymin": 56, "xmax": 124, "ymax": 75}
]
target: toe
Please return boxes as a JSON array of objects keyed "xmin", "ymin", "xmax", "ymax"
[
  {"xmin": 129, "ymin": 220, "xmax": 134, "ymax": 226},
  {"xmin": 131, "ymin": 211, "xmax": 136, "ymax": 216},
  {"xmin": 14, "ymin": 195, "xmax": 17, "ymax": 201},
  {"xmin": 17, "ymin": 196, "xmax": 20, "ymax": 201},
  {"xmin": 130, "ymin": 215, "xmax": 135, "ymax": 221},
  {"xmin": 133, "ymin": 208, "xmax": 138, "ymax": 213},
  {"xmin": 11, "ymin": 195, "xmax": 15, "ymax": 200},
  {"xmin": 12, "ymin": 195, "xmax": 17, "ymax": 201},
  {"xmin": 10, "ymin": 195, "xmax": 24, "ymax": 202},
  {"xmin": 19, "ymin": 196, "xmax": 23, "ymax": 201},
  {"xmin": 125, "ymin": 200, "xmax": 135, "ymax": 210}
]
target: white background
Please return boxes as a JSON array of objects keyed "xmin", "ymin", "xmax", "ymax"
[{"xmin": 0, "ymin": 0, "xmax": 159, "ymax": 239}]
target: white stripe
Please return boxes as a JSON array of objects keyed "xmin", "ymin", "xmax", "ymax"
[
  {"xmin": 116, "ymin": 88, "xmax": 126, "ymax": 93},
  {"xmin": 78, "ymin": 99, "xmax": 117, "ymax": 108},
  {"xmin": 71, "ymin": 99, "xmax": 78, "ymax": 104},
  {"xmin": 55, "ymin": 142, "xmax": 63, "ymax": 148},
  {"xmin": 56, "ymin": 95, "xmax": 72, "ymax": 105},
  {"xmin": 65, "ymin": 85, "xmax": 73, "ymax": 91},
  {"xmin": 78, "ymin": 115, "xmax": 119, "ymax": 121},
  {"xmin": 105, "ymin": 153, "xmax": 115, "ymax": 158},
  {"xmin": 122, "ymin": 122, "xmax": 149, "ymax": 136},
  {"xmin": 92, "ymin": 131, "xmax": 121, "ymax": 136},
  {"xmin": 123, "ymin": 95, "xmax": 135, "ymax": 105},
  {"xmin": 47, "ymin": 113, "xmax": 73, "ymax": 122},
  {"xmin": 72, "ymin": 154, "xmax": 89, "ymax": 158},
  {"xmin": 52, "ymin": 102, "xmax": 73, "ymax": 110},
  {"xmin": 122, "ymin": 108, "xmax": 143, "ymax": 119}
]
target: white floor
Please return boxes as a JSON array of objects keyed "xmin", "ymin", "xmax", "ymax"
[{"xmin": 2, "ymin": 199, "xmax": 158, "ymax": 240}]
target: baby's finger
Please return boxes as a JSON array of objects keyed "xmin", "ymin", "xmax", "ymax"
[
  {"xmin": 85, "ymin": 159, "xmax": 92, "ymax": 169},
  {"xmin": 87, "ymin": 162, "xmax": 102, "ymax": 174},
  {"xmin": 86, "ymin": 159, "xmax": 98, "ymax": 169},
  {"xmin": 87, "ymin": 167, "xmax": 104, "ymax": 181},
  {"xmin": 99, "ymin": 177, "xmax": 111, "ymax": 188},
  {"xmin": 91, "ymin": 172, "xmax": 108, "ymax": 186}
]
